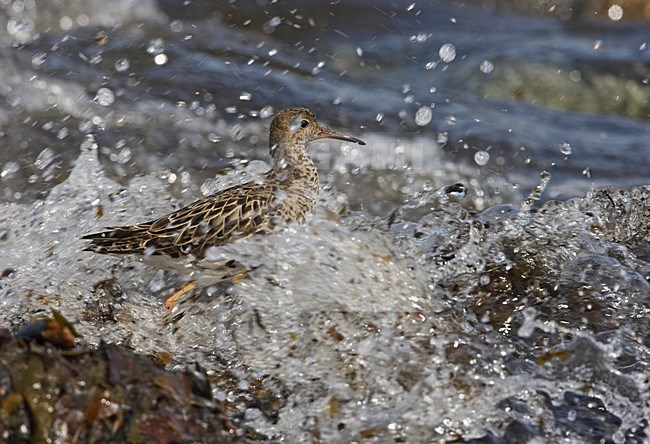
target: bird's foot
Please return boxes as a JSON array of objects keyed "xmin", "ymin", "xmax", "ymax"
[{"xmin": 164, "ymin": 281, "xmax": 197, "ymax": 311}]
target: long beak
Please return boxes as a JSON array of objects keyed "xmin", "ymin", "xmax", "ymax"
[{"xmin": 317, "ymin": 125, "xmax": 366, "ymax": 146}]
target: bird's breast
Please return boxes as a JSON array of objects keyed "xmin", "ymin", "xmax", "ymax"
[{"xmin": 272, "ymin": 167, "xmax": 319, "ymax": 223}]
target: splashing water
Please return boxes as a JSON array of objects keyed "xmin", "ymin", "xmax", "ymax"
[{"xmin": 1, "ymin": 143, "xmax": 647, "ymax": 442}]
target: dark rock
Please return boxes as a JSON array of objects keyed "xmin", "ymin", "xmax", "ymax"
[{"xmin": 0, "ymin": 328, "xmax": 240, "ymax": 443}]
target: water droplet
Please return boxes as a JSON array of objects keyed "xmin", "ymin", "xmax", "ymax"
[
  {"xmin": 154, "ymin": 54, "xmax": 168, "ymax": 65},
  {"xmin": 567, "ymin": 409, "xmax": 577, "ymax": 421},
  {"xmin": 516, "ymin": 307, "xmax": 539, "ymax": 338},
  {"xmin": 230, "ymin": 124, "xmax": 244, "ymax": 141},
  {"xmin": 239, "ymin": 92, "xmax": 252, "ymax": 101},
  {"xmin": 95, "ymin": 87, "xmax": 115, "ymax": 106},
  {"xmin": 289, "ymin": 116, "xmax": 302, "ymax": 132},
  {"xmin": 199, "ymin": 179, "xmax": 216, "ymax": 196},
  {"xmin": 35, "ymin": 147, "xmax": 55, "ymax": 170},
  {"xmin": 208, "ymin": 133, "xmax": 221, "ymax": 143},
  {"xmin": 410, "ymin": 32, "xmax": 430, "ymax": 43},
  {"xmin": 31, "ymin": 52, "xmax": 47, "ymax": 66},
  {"xmin": 559, "ymin": 142, "xmax": 572, "ymax": 155},
  {"xmin": 439, "ymin": 43, "xmax": 456, "ymax": 63},
  {"xmin": 355, "ymin": 47, "xmax": 363, "ymax": 56},
  {"xmin": 259, "ymin": 106, "xmax": 273, "ymax": 119},
  {"xmin": 474, "ymin": 150, "xmax": 490, "ymax": 166},
  {"xmin": 569, "ymin": 70, "xmax": 581, "ymax": 82},
  {"xmin": 415, "ymin": 106, "xmax": 433, "ymax": 126},
  {"xmin": 7, "ymin": 18, "xmax": 33, "ymax": 44},
  {"xmin": 1, "ymin": 161, "xmax": 20, "ymax": 178},
  {"xmin": 147, "ymin": 38, "xmax": 165, "ymax": 55},
  {"xmin": 170, "ymin": 20, "xmax": 183, "ymax": 32},
  {"xmin": 78, "ymin": 120, "xmax": 93, "ymax": 133},
  {"xmin": 117, "ymin": 147, "xmax": 132, "ymax": 164},
  {"xmin": 89, "ymin": 54, "xmax": 103, "ymax": 65},
  {"xmin": 311, "ymin": 60, "xmax": 325, "ymax": 75},
  {"xmin": 612, "ymin": 430, "xmax": 626, "ymax": 444},
  {"xmin": 264, "ymin": 16, "xmax": 282, "ymax": 33},
  {"xmin": 60, "ymin": 16, "xmax": 73, "ymax": 31},
  {"xmin": 479, "ymin": 59, "xmax": 494, "ymax": 74},
  {"xmin": 375, "ymin": 112, "xmax": 384, "ymax": 122},
  {"xmin": 523, "ymin": 171, "xmax": 552, "ymax": 207},
  {"xmin": 56, "ymin": 127, "xmax": 68, "ymax": 140},
  {"xmin": 608, "ymin": 4, "xmax": 623, "ymax": 21},
  {"xmin": 425, "ymin": 61, "xmax": 437, "ymax": 70},
  {"xmin": 95, "ymin": 31, "xmax": 109, "ymax": 46},
  {"xmin": 242, "ymin": 160, "xmax": 268, "ymax": 177},
  {"xmin": 114, "ymin": 58, "xmax": 130, "ymax": 72}
]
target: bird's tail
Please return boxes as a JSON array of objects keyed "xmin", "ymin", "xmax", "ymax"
[{"xmin": 81, "ymin": 225, "xmax": 151, "ymax": 255}]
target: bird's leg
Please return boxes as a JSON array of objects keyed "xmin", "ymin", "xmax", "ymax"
[
  {"xmin": 231, "ymin": 269, "xmax": 247, "ymax": 283},
  {"xmin": 164, "ymin": 281, "xmax": 197, "ymax": 310},
  {"xmin": 164, "ymin": 265, "xmax": 246, "ymax": 311},
  {"xmin": 162, "ymin": 259, "xmax": 251, "ymax": 327}
]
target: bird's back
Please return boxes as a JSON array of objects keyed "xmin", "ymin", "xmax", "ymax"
[{"xmin": 83, "ymin": 179, "xmax": 281, "ymax": 258}]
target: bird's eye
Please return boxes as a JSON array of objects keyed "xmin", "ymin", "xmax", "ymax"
[{"xmin": 300, "ymin": 119, "xmax": 309, "ymax": 128}]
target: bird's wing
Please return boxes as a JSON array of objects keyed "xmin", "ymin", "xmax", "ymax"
[{"xmin": 82, "ymin": 179, "xmax": 280, "ymax": 258}]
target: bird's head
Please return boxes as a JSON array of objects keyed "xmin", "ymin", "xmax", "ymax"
[{"xmin": 269, "ymin": 107, "xmax": 365, "ymax": 160}]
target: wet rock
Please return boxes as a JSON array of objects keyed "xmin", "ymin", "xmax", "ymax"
[
  {"xmin": 16, "ymin": 310, "xmax": 83, "ymax": 350},
  {"xmin": 471, "ymin": 61, "xmax": 650, "ymax": 119},
  {"xmin": 0, "ymin": 328, "xmax": 239, "ymax": 443}
]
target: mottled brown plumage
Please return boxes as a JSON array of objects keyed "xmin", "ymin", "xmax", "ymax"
[{"xmin": 82, "ymin": 107, "xmax": 365, "ymax": 258}]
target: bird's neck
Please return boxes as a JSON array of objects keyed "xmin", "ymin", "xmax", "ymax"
[
  {"xmin": 271, "ymin": 141, "xmax": 313, "ymax": 170},
  {"xmin": 269, "ymin": 142, "xmax": 318, "ymax": 187}
]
